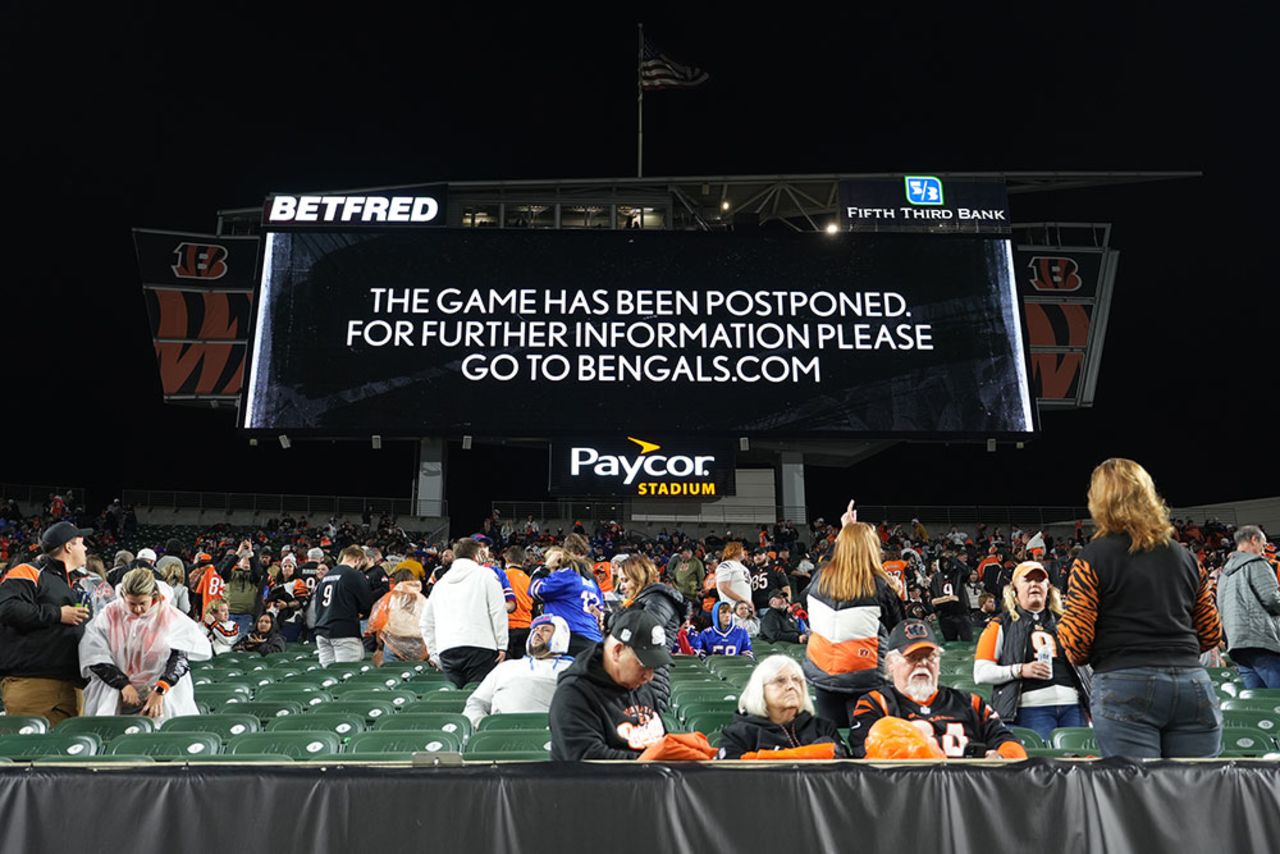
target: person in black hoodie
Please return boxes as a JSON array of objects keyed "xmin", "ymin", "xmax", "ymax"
[
  {"xmin": 759, "ymin": 589, "xmax": 807, "ymax": 644},
  {"xmin": 550, "ymin": 609, "xmax": 673, "ymax": 760},
  {"xmin": 234, "ymin": 612, "xmax": 288, "ymax": 657},
  {"xmin": 717, "ymin": 654, "xmax": 848, "ymax": 759},
  {"xmin": 611, "ymin": 554, "xmax": 684, "ymax": 711}
]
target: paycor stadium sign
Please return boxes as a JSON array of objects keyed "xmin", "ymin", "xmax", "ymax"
[{"xmin": 549, "ymin": 437, "xmax": 737, "ymax": 498}]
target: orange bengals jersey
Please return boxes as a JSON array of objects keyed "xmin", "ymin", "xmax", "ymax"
[{"xmin": 882, "ymin": 560, "xmax": 908, "ymax": 601}]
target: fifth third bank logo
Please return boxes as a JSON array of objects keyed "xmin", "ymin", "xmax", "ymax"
[{"xmin": 904, "ymin": 176, "xmax": 944, "ymax": 206}]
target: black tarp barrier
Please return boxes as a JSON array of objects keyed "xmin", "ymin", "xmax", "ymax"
[{"xmin": 2, "ymin": 759, "xmax": 1278, "ymax": 854}]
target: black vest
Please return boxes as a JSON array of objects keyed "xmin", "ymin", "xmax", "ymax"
[{"xmin": 990, "ymin": 607, "xmax": 1089, "ymax": 721}]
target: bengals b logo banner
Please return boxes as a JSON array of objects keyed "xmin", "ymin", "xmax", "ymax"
[
  {"xmin": 171, "ymin": 242, "xmax": 229, "ymax": 280},
  {"xmin": 1027, "ymin": 256, "xmax": 1082, "ymax": 292}
]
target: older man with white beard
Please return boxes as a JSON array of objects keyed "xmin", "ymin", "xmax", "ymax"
[{"xmin": 847, "ymin": 619, "xmax": 1026, "ymax": 759}]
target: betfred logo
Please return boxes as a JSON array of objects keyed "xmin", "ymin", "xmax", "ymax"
[
  {"xmin": 1027, "ymin": 256, "xmax": 1083, "ymax": 292},
  {"xmin": 264, "ymin": 194, "xmax": 441, "ymax": 224},
  {"xmin": 171, "ymin": 242, "xmax": 229, "ymax": 280}
]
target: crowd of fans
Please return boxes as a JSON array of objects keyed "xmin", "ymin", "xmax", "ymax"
[{"xmin": 1, "ymin": 465, "xmax": 1275, "ymax": 762}]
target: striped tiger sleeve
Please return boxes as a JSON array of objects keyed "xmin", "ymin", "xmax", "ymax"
[
  {"xmin": 1192, "ymin": 566, "xmax": 1223, "ymax": 652},
  {"xmin": 1057, "ymin": 558, "xmax": 1098, "ymax": 666}
]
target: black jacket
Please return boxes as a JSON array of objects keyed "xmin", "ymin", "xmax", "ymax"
[
  {"xmin": 0, "ymin": 556, "xmax": 86, "ymax": 682},
  {"xmin": 759, "ymin": 607, "xmax": 803, "ymax": 643},
  {"xmin": 549, "ymin": 643, "xmax": 665, "ymax": 760},
  {"xmin": 716, "ymin": 711, "xmax": 848, "ymax": 759},
  {"xmin": 621, "ymin": 583, "xmax": 684, "ymax": 712},
  {"xmin": 314, "ymin": 563, "xmax": 375, "ymax": 639}
]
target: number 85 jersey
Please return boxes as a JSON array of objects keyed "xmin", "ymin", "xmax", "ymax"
[{"xmin": 848, "ymin": 685, "xmax": 1025, "ymax": 759}]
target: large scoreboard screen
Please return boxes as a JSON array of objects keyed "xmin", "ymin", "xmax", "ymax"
[{"xmin": 242, "ymin": 229, "xmax": 1034, "ymax": 437}]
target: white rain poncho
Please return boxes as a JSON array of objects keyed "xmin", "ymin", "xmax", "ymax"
[{"xmin": 79, "ymin": 597, "xmax": 212, "ymax": 723}]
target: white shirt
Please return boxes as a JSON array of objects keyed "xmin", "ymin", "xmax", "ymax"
[{"xmin": 715, "ymin": 560, "xmax": 751, "ymax": 604}]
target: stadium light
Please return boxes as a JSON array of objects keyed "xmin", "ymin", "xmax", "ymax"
[
  {"xmin": 372, "ymin": 435, "xmax": 382, "ymax": 450},
  {"xmin": 278, "ymin": 434, "xmax": 291, "ymax": 449},
  {"xmin": 825, "ymin": 223, "xmax": 839, "ymax": 235},
  {"xmin": 721, "ymin": 200, "xmax": 731, "ymax": 211},
  {"xmin": 249, "ymin": 438, "xmax": 258, "ymax": 447},
  {"xmin": 462, "ymin": 434, "xmax": 473, "ymax": 450}
]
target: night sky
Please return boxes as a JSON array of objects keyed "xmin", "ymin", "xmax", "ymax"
[{"xmin": 5, "ymin": 7, "xmax": 1263, "ymax": 528}]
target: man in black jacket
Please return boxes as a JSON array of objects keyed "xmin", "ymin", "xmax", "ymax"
[
  {"xmin": 759, "ymin": 589, "xmax": 807, "ymax": 643},
  {"xmin": 0, "ymin": 522, "xmax": 93, "ymax": 724},
  {"xmin": 931, "ymin": 555, "xmax": 973, "ymax": 641},
  {"xmin": 549, "ymin": 609, "xmax": 672, "ymax": 760},
  {"xmin": 314, "ymin": 544, "xmax": 375, "ymax": 667}
]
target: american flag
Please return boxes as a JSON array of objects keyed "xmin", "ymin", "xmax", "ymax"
[{"xmin": 640, "ymin": 37, "xmax": 709, "ymax": 90}]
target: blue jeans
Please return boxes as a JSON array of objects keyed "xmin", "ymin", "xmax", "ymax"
[
  {"xmin": 1091, "ymin": 667, "xmax": 1221, "ymax": 759},
  {"xmin": 1232, "ymin": 648, "xmax": 1280, "ymax": 689},
  {"xmin": 1013, "ymin": 704, "xmax": 1087, "ymax": 743}
]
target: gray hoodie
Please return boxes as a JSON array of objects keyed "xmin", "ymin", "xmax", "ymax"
[{"xmin": 1218, "ymin": 551, "xmax": 1280, "ymax": 654}]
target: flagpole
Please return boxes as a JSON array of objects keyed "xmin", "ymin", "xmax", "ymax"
[{"xmin": 637, "ymin": 22, "xmax": 644, "ymax": 178}]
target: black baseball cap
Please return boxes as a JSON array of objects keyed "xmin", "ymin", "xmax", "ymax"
[
  {"xmin": 609, "ymin": 609, "xmax": 675, "ymax": 669},
  {"xmin": 887, "ymin": 619, "xmax": 940, "ymax": 657},
  {"xmin": 41, "ymin": 521, "xmax": 93, "ymax": 554}
]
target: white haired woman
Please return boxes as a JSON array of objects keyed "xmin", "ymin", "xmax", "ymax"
[{"xmin": 716, "ymin": 655, "xmax": 849, "ymax": 759}]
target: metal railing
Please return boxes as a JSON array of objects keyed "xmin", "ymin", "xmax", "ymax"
[
  {"xmin": 492, "ymin": 500, "xmax": 1091, "ymax": 529},
  {"xmin": 121, "ymin": 489, "xmax": 445, "ymax": 519},
  {"xmin": 0, "ymin": 483, "xmax": 85, "ymax": 505}
]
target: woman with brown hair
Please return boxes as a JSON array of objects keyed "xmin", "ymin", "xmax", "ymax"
[
  {"xmin": 801, "ymin": 502, "xmax": 904, "ymax": 726},
  {"xmin": 612, "ymin": 554, "xmax": 684, "ymax": 711},
  {"xmin": 1058, "ymin": 458, "xmax": 1222, "ymax": 758}
]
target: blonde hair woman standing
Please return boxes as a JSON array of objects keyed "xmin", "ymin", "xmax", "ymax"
[
  {"xmin": 802, "ymin": 501, "xmax": 904, "ymax": 727},
  {"xmin": 1058, "ymin": 459, "xmax": 1222, "ymax": 758}
]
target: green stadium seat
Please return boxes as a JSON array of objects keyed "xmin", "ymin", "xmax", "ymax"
[
  {"xmin": 267, "ymin": 713, "xmax": 366, "ymax": 738},
  {"xmin": 463, "ymin": 751, "xmax": 550, "ymax": 762},
  {"xmin": 1223, "ymin": 698, "xmax": 1280, "ymax": 716},
  {"xmin": 342, "ymin": 672, "xmax": 405, "ymax": 690},
  {"xmin": 1008, "ymin": 726, "xmax": 1047, "ymax": 749},
  {"xmin": 465, "ymin": 730, "xmax": 553, "ymax": 754},
  {"xmin": 1221, "ymin": 708, "xmax": 1280, "ymax": 736},
  {"xmin": 331, "ymin": 688, "xmax": 418, "ymax": 709},
  {"xmin": 107, "ymin": 732, "xmax": 222, "ymax": 758},
  {"xmin": 0, "ymin": 715, "xmax": 48, "ymax": 735},
  {"xmin": 346, "ymin": 730, "xmax": 462, "ymax": 754},
  {"xmin": 283, "ymin": 672, "xmax": 342, "ymax": 690},
  {"xmin": 320, "ymin": 752, "xmax": 417, "ymax": 761},
  {"xmin": 1023, "ymin": 747, "xmax": 1076, "ymax": 759},
  {"xmin": 196, "ymin": 703, "xmax": 212, "ymax": 715},
  {"xmin": 662, "ymin": 713, "xmax": 683, "ymax": 733},
  {"xmin": 373, "ymin": 713, "xmax": 472, "ymax": 742},
  {"xmin": 685, "ymin": 711, "xmax": 737, "ymax": 735},
  {"xmin": 34, "ymin": 754, "xmax": 156, "ymax": 764},
  {"xmin": 231, "ymin": 700, "xmax": 305, "ymax": 723},
  {"xmin": 476, "ymin": 713, "xmax": 548, "ymax": 732},
  {"xmin": 1219, "ymin": 727, "xmax": 1278, "ymax": 756},
  {"xmin": 55, "ymin": 716, "xmax": 155, "ymax": 740},
  {"xmin": 161, "ymin": 714, "xmax": 260, "ymax": 739},
  {"xmin": 0, "ymin": 733, "xmax": 100, "ymax": 758},
  {"xmin": 406, "ymin": 694, "xmax": 470, "ymax": 713},
  {"xmin": 252, "ymin": 687, "xmax": 333, "ymax": 708},
  {"xmin": 1050, "ymin": 727, "xmax": 1098, "ymax": 753},
  {"xmin": 678, "ymin": 701, "xmax": 738, "ymax": 724},
  {"xmin": 183, "ymin": 753, "xmax": 293, "ymax": 762},
  {"xmin": 1235, "ymin": 690, "xmax": 1280, "ymax": 703},
  {"xmin": 704, "ymin": 657, "xmax": 755, "ymax": 676},
  {"xmin": 311, "ymin": 699, "xmax": 398, "ymax": 724},
  {"xmin": 323, "ymin": 662, "xmax": 374, "ymax": 679},
  {"xmin": 414, "ymin": 681, "xmax": 465, "ymax": 696},
  {"xmin": 225, "ymin": 731, "xmax": 341, "ymax": 758},
  {"xmin": 194, "ymin": 686, "xmax": 253, "ymax": 707},
  {"xmin": 671, "ymin": 687, "xmax": 740, "ymax": 708}
]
